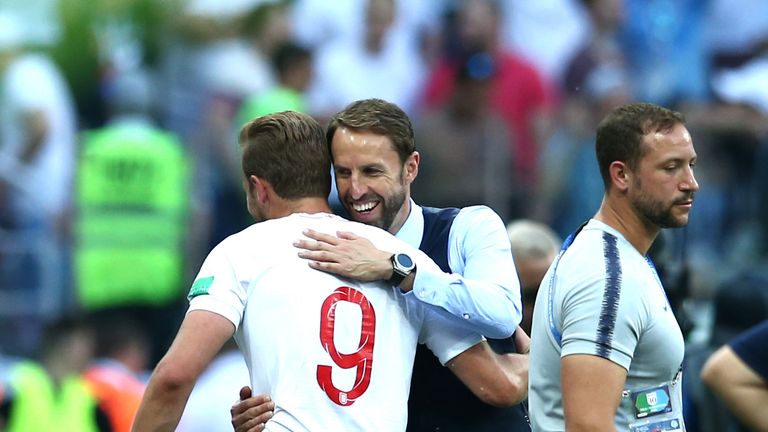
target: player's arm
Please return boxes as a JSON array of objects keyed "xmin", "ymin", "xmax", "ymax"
[
  {"xmin": 701, "ymin": 340, "xmax": 768, "ymax": 432},
  {"xmin": 554, "ymin": 267, "xmax": 639, "ymax": 431},
  {"xmin": 561, "ymin": 354, "xmax": 626, "ymax": 432},
  {"xmin": 446, "ymin": 326, "xmax": 531, "ymax": 406},
  {"xmin": 132, "ymin": 310, "xmax": 234, "ymax": 432}
]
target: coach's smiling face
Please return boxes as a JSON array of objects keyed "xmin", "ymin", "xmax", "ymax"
[{"xmin": 331, "ymin": 126, "xmax": 418, "ymax": 235}]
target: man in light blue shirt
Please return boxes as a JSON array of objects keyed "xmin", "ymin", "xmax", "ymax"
[{"xmin": 232, "ymin": 99, "xmax": 530, "ymax": 432}]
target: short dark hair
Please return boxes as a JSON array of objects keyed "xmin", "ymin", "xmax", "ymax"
[
  {"xmin": 89, "ymin": 313, "xmax": 149, "ymax": 359},
  {"xmin": 239, "ymin": 111, "xmax": 331, "ymax": 199},
  {"xmin": 41, "ymin": 315, "xmax": 93, "ymax": 359},
  {"xmin": 271, "ymin": 41, "xmax": 311, "ymax": 78},
  {"xmin": 326, "ymin": 98, "xmax": 415, "ymax": 164},
  {"xmin": 596, "ymin": 102, "xmax": 685, "ymax": 187}
]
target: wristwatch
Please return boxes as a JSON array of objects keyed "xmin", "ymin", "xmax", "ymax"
[{"xmin": 388, "ymin": 253, "xmax": 416, "ymax": 286}]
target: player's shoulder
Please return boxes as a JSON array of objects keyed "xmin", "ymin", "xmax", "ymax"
[{"xmin": 558, "ymin": 228, "xmax": 607, "ymax": 276}]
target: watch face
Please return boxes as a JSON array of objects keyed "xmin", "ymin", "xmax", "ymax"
[{"xmin": 396, "ymin": 254, "xmax": 414, "ymax": 269}]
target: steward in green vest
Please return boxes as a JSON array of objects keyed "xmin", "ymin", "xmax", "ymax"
[
  {"xmin": 75, "ymin": 120, "xmax": 189, "ymax": 309},
  {"xmin": 6, "ymin": 362, "xmax": 100, "ymax": 432},
  {"xmin": 1, "ymin": 316, "xmax": 108, "ymax": 431}
]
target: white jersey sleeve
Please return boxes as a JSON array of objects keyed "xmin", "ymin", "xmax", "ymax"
[
  {"xmin": 187, "ymin": 240, "xmax": 248, "ymax": 329},
  {"xmin": 417, "ymin": 303, "xmax": 485, "ymax": 365}
]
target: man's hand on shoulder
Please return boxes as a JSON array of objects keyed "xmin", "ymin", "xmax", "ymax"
[
  {"xmin": 231, "ymin": 386, "xmax": 275, "ymax": 432},
  {"xmin": 294, "ymin": 229, "xmax": 392, "ymax": 281}
]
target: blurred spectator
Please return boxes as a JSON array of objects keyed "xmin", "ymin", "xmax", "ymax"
[
  {"xmin": 705, "ymin": 0, "xmax": 768, "ymax": 82},
  {"xmin": 305, "ymin": 0, "xmax": 427, "ymax": 120},
  {"xmin": 74, "ymin": 72, "xmax": 192, "ymax": 364},
  {"xmin": 162, "ymin": 1, "xmax": 292, "ymax": 252},
  {"xmin": 289, "ymin": 0, "xmax": 442, "ymax": 66},
  {"xmin": 84, "ymin": 313, "xmax": 150, "ymax": 432},
  {"xmin": 233, "ymin": 40, "xmax": 351, "ymax": 216},
  {"xmin": 51, "ymin": 0, "xmax": 169, "ymax": 128},
  {"xmin": 0, "ymin": 0, "xmax": 60, "ymax": 47},
  {"xmin": 167, "ymin": 0, "xmax": 277, "ymax": 113},
  {"xmin": 562, "ymin": 0, "xmax": 627, "ymax": 98},
  {"xmin": 500, "ymin": 0, "xmax": 589, "ymax": 83},
  {"xmin": 236, "ymin": 41, "xmax": 313, "ymax": 126},
  {"xmin": 0, "ymin": 12, "xmax": 78, "ymax": 356},
  {"xmin": 506, "ymin": 219, "xmax": 560, "ymax": 335},
  {"xmin": 160, "ymin": 0, "xmax": 280, "ymax": 150},
  {"xmin": 701, "ymin": 320, "xmax": 768, "ymax": 432},
  {"xmin": 177, "ymin": 340, "xmax": 249, "ymax": 432},
  {"xmin": 0, "ymin": 315, "xmax": 108, "ymax": 431},
  {"xmin": 675, "ymin": 96, "xmax": 768, "ymax": 294},
  {"xmin": 422, "ymin": 0, "xmax": 556, "ymax": 217},
  {"xmin": 413, "ymin": 51, "xmax": 514, "ymax": 221},
  {"xmin": 696, "ymin": 0, "xmax": 768, "ymax": 269},
  {"xmin": 683, "ymin": 271, "xmax": 768, "ymax": 432},
  {"xmin": 618, "ymin": 0, "xmax": 710, "ymax": 106},
  {"xmin": 0, "ymin": 12, "xmax": 77, "ymax": 248},
  {"xmin": 533, "ymin": 0, "xmax": 630, "ymax": 237}
]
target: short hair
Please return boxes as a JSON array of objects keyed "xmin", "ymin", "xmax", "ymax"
[
  {"xmin": 40, "ymin": 315, "xmax": 93, "ymax": 359},
  {"xmin": 89, "ymin": 313, "xmax": 150, "ymax": 359},
  {"xmin": 239, "ymin": 111, "xmax": 331, "ymax": 199},
  {"xmin": 595, "ymin": 102, "xmax": 685, "ymax": 188},
  {"xmin": 326, "ymin": 98, "xmax": 415, "ymax": 164},
  {"xmin": 506, "ymin": 219, "xmax": 561, "ymax": 260},
  {"xmin": 271, "ymin": 41, "xmax": 311, "ymax": 78}
]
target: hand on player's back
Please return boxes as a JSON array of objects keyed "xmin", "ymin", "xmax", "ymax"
[{"xmin": 294, "ymin": 229, "xmax": 393, "ymax": 282}]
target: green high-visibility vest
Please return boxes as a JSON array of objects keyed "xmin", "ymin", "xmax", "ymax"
[
  {"xmin": 236, "ymin": 87, "xmax": 306, "ymax": 128},
  {"xmin": 75, "ymin": 122, "xmax": 190, "ymax": 309},
  {"xmin": 7, "ymin": 362, "xmax": 99, "ymax": 432}
]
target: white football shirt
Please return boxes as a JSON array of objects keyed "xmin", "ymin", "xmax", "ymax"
[{"xmin": 188, "ymin": 212, "xmax": 482, "ymax": 431}]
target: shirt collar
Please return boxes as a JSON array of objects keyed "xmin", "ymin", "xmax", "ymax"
[{"xmin": 394, "ymin": 198, "xmax": 424, "ymax": 248}]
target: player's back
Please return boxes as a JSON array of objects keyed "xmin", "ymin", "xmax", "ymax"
[{"xmin": 194, "ymin": 213, "xmax": 457, "ymax": 431}]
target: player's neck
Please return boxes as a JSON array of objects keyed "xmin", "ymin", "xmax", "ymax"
[
  {"xmin": 272, "ymin": 197, "xmax": 333, "ymax": 219},
  {"xmin": 595, "ymin": 197, "xmax": 659, "ymax": 256}
]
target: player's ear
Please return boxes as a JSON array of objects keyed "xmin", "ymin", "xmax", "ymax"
[
  {"xmin": 609, "ymin": 161, "xmax": 630, "ymax": 193},
  {"xmin": 250, "ymin": 175, "xmax": 271, "ymax": 204}
]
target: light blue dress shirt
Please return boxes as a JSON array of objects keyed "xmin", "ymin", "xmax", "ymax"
[{"xmin": 396, "ymin": 199, "xmax": 522, "ymax": 339}]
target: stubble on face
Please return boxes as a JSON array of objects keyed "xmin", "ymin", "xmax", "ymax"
[
  {"xmin": 631, "ymin": 124, "xmax": 698, "ymax": 229},
  {"xmin": 631, "ymin": 176, "xmax": 693, "ymax": 229},
  {"xmin": 344, "ymin": 170, "xmax": 407, "ymax": 232}
]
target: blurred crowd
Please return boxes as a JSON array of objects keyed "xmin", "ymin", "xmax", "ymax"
[{"xmin": 0, "ymin": 0, "xmax": 767, "ymax": 430}]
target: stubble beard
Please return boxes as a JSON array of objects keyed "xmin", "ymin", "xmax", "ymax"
[
  {"xmin": 632, "ymin": 181, "xmax": 690, "ymax": 229},
  {"xmin": 376, "ymin": 187, "xmax": 407, "ymax": 232}
]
